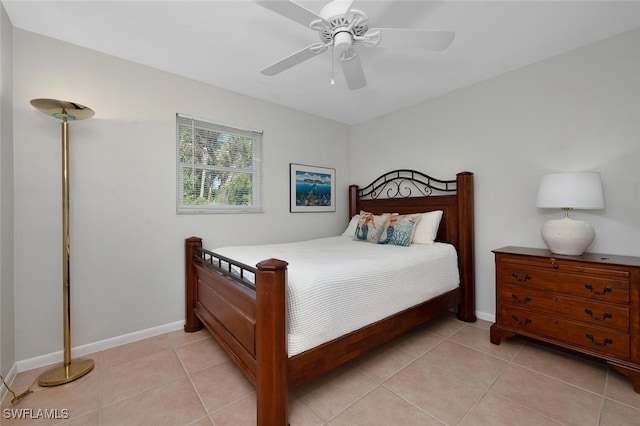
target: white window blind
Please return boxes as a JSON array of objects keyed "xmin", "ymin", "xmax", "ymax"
[{"xmin": 176, "ymin": 114, "xmax": 263, "ymax": 213}]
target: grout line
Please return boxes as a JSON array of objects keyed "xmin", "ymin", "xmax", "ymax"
[
  {"xmin": 173, "ymin": 339, "xmax": 213, "ymax": 421},
  {"xmin": 471, "ymin": 347, "xmax": 565, "ymax": 426}
]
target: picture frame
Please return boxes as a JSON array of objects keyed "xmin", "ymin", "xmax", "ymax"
[{"xmin": 289, "ymin": 163, "xmax": 336, "ymax": 212}]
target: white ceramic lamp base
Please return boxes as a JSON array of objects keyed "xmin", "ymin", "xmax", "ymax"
[{"xmin": 540, "ymin": 217, "xmax": 595, "ymax": 256}]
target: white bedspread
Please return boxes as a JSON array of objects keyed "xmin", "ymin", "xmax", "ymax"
[{"xmin": 214, "ymin": 236, "xmax": 460, "ymax": 357}]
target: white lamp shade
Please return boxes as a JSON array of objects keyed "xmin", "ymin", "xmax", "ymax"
[
  {"xmin": 537, "ymin": 172, "xmax": 604, "ymax": 255},
  {"xmin": 536, "ymin": 172, "xmax": 604, "ymax": 210}
]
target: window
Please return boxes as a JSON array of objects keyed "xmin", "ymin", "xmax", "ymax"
[{"xmin": 177, "ymin": 114, "xmax": 262, "ymax": 213}]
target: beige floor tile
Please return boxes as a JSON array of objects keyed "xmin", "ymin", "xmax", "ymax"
[
  {"xmin": 289, "ymin": 393, "xmax": 325, "ymax": 426},
  {"xmin": 491, "ymin": 365, "xmax": 602, "ymax": 425},
  {"xmin": 460, "ymin": 392, "xmax": 561, "ymax": 426},
  {"xmin": 175, "ymin": 337, "xmax": 229, "ymax": 374},
  {"xmin": 512, "ymin": 343, "xmax": 607, "ymax": 394},
  {"xmin": 384, "ymin": 357, "xmax": 486, "ymax": 425},
  {"xmin": 394, "ymin": 327, "xmax": 446, "ymax": 357},
  {"xmin": 422, "ymin": 312, "xmax": 467, "ymax": 338},
  {"xmin": 100, "ymin": 349, "xmax": 186, "ymax": 405},
  {"xmin": 209, "ymin": 393, "xmax": 257, "ymax": 426},
  {"xmin": 57, "ymin": 409, "xmax": 99, "ymax": 425},
  {"xmin": 167, "ymin": 327, "xmax": 211, "ymax": 348},
  {"xmin": 294, "ymin": 365, "xmax": 376, "ymax": 421},
  {"xmin": 599, "ymin": 398, "xmax": 640, "ymax": 425},
  {"xmin": 350, "ymin": 343, "xmax": 416, "ymax": 383},
  {"xmin": 185, "ymin": 415, "xmax": 214, "ymax": 426},
  {"xmin": 422, "ymin": 340, "xmax": 507, "ymax": 387},
  {"xmin": 449, "ymin": 324, "xmax": 524, "ymax": 361},
  {"xmin": 604, "ymin": 368, "xmax": 640, "ymax": 409},
  {"xmin": 100, "ymin": 334, "xmax": 171, "ymax": 369},
  {"xmin": 209, "ymin": 392, "xmax": 311, "ymax": 425},
  {"xmin": 190, "ymin": 360, "xmax": 254, "ymax": 413},
  {"xmin": 329, "ymin": 387, "xmax": 442, "ymax": 425},
  {"xmin": 100, "ymin": 378, "xmax": 206, "ymax": 426},
  {"xmin": 471, "ymin": 318, "xmax": 493, "ymax": 331}
]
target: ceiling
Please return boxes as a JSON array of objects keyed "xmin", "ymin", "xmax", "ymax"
[{"xmin": 4, "ymin": 1, "xmax": 640, "ymax": 125}]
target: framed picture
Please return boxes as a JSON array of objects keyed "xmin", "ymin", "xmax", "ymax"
[{"xmin": 289, "ymin": 163, "xmax": 336, "ymax": 212}]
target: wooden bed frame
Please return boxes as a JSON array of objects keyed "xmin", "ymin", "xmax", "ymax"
[{"xmin": 184, "ymin": 170, "xmax": 475, "ymax": 425}]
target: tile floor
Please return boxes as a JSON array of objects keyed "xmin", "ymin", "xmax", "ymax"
[{"xmin": 3, "ymin": 312, "xmax": 640, "ymax": 425}]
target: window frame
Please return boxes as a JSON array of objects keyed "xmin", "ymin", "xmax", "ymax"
[{"xmin": 176, "ymin": 114, "xmax": 263, "ymax": 214}]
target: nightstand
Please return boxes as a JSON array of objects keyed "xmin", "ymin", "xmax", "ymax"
[{"xmin": 490, "ymin": 246, "xmax": 640, "ymax": 393}]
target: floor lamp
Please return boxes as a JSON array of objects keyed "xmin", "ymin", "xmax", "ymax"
[{"xmin": 30, "ymin": 98, "xmax": 95, "ymax": 386}]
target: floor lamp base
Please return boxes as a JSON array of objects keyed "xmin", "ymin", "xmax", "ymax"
[{"xmin": 38, "ymin": 358, "xmax": 94, "ymax": 387}]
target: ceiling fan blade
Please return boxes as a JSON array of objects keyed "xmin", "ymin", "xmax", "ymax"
[
  {"xmin": 261, "ymin": 44, "xmax": 326, "ymax": 76},
  {"xmin": 256, "ymin": 0, "xmax": 327, "ymax": 28},
  {"xmin": 323, "ymin": 0, "xmax": 354, "ymax": 18},
  {"xmin": 340, "ymin": 49, "xmax": 366, "ymax": 90},
  {"xmin": 368, "ymin": 28, "xmax": 455, "ymax": 51}
]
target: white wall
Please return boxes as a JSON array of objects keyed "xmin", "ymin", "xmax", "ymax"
[
  {"xmin": 12, "ymin": 30, "xmax": 350, "ymax": 361},
  {"xmin": 0, "ymin": 2, "xmax": 15, "ymax": 380},
  {"xmin": 351, "ymin": 28, "xmax": 640, "ymax": 321}
]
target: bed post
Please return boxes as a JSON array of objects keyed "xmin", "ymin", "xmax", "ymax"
[
  {"xmin": 184, "ymin": 237, "xmax": 204, "ymax": 332},
  {"xmin": 255, "ymin": 258, "xmax": 289, "ymax": 426},
  {"xmin": 349, "ymin": 184, "xmax": 359, "ymax": 218},
  {"xmin": 456, "ymin": 172, "xmax": 476, "ymax": 322}
]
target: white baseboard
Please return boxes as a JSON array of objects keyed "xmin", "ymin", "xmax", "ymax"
[
  {"xmin": 16, "ymin": 320, "xmax": 185, "ymax": 373},
  {"xmin": 475, "ymin": 310, "xmax": 495, "ymax": 323}
]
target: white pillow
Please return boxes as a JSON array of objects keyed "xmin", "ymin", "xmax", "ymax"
[
  {"xmin": 412, "ymin": 210, "xmax": 443, "ymax": 244},
  {"xmin": 341, "ymin": 214, "xmax": 360, "ymax": 236}
]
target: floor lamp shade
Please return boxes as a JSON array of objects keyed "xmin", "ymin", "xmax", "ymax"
[
  {"xmin": 30, "ymin": 98, "xmax": 95, "ymax": 386},
  {"xmin": 536, "ymin": 172, "xmax": 604, "ymax": 256}
]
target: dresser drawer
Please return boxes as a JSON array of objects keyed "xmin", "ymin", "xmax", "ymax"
[
  {"xmin": 500, "ymin": 306, "xmax": 630, "ymax": 359},
  {"xmin": 500, "ymin": 284, "xmax": 629, "ymax": 331},
  {"xmin": 499, "ymin": 263, "xmax": 629, "ymax": 304}
]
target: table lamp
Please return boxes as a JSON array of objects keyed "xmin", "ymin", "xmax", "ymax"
[{"xmin": 536, "ymin": 172, "xmax": 604, "ymax": 256}]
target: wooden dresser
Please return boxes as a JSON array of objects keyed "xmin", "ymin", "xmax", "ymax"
[{"xmin": 490, "ymin": 246, "xmax": 640, "ymax": 393}]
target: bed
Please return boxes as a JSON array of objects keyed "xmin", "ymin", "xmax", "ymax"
[{"xmin": 184, "ymin": 169, "xmax": 475, "ymax": 425}]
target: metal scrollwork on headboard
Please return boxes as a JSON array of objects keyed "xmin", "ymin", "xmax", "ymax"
[{"xmin": 358, "ymin": 170, "xmax": 457, "ymax": 200}]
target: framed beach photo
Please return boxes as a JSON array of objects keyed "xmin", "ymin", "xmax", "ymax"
[{"xmin": 289, "ymin": 163, "xmax": 336, "ymax": 212}]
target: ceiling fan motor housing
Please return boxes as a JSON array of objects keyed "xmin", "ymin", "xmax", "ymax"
[{"xmin": 314, "ymin": 7, "xmax": 370, "ymax": 50}]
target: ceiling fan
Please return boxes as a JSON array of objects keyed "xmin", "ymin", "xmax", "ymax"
[{"xmin": 257, "ymin": 0, "xmax": 455, "ymax": 90}]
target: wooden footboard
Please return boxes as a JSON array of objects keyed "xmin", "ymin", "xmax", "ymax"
[
  {"xmin": 185, "ymin": 170, "xmax": 475, "ymax": 425},
  {"xmin": 185, "ymin": 238, "xmax": 289, "ymax": 424}
]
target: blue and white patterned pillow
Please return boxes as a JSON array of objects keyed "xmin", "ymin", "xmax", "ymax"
[{"xmin": 378, "ymin": 214, "xmax": 421, "ymax": 247}]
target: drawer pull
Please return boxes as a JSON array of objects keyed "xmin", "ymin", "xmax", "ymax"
[
  {"xmin": 584, "ymin": 283, "xmax": 612, "ymax": 295},
  {"xmin": 584, "ymin": 308, "xmax": 612, "ymax": 321},
  {"xmin": 511, "ymin": 272, "xmax": 532, "ymax": 283},
  {"xmin": 585, "ymin": 333, "xmax": 613, "ymax": 347},
  {"xmin": 511, "ymin": 315, "xmax": 532, "ymax": 326},
  {"xmin": 511, "ymin": 294, "xmax": 531, "ymax": 304}
]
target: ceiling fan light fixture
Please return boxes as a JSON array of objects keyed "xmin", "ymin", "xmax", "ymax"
[{"xmin": 333, "ymin": 30, "xmax": 352, "ymax": 52}]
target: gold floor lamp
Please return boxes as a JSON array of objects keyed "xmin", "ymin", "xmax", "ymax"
[{"xmin": 31, "ymin": 98, "xmax": 95, "ymax": 386}]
